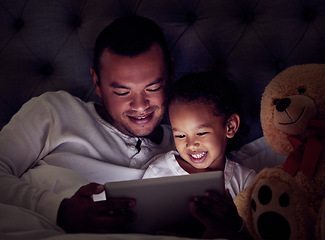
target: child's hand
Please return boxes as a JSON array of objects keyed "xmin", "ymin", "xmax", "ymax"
[{"xmin": 189, "ymin": 189, "xmax": 244, "ymax": 239}]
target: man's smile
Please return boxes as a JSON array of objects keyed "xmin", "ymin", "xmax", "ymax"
[{"xmin": 128, "ymin": 112, "xmax": 154, "ymax": 125}]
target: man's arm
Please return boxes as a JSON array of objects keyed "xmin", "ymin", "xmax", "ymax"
[
  {"xmin": 0, "ymin": 96, "xmax": 63, "ymax": 221},
  {"xmin": 0, "ymin": 92, "xmax": 134, "ymax": 232}
]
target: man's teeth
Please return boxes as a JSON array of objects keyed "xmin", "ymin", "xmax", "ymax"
[
  {"xmin": 135, "ymin": 116, "xmax": 146, "ymax": 119},
  {"xmin": 191, "ymin": 152, "xmax": 207, "ymax": 159}
]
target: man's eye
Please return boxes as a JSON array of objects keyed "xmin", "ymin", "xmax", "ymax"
[
  {"xmin": 175, "ymin": 134, "xmax": 185, "ymax": 138},
  {"xmin": 147, "ymin": 85, "xmax": 162, "ymax": 92},
  {"xmin": 197, "ymin": 132, "xmax": 208, "ymax": 136},
  {"xmin": 113, "ymin": 91, "xmax": 129, "ymax": 96}
]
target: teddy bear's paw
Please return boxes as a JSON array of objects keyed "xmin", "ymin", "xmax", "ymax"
[{"xmin": 250, "ymin": 178, "xmax": 298, "ymax": 240}]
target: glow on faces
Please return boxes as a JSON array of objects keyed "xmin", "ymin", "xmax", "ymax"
[
  {"xmin": 169, "ymin": 100, "xmax": 232, "ymax": 171},
  {"xmin": 91, "ymin": 43, "xmax": 168, "ymax": 137}
]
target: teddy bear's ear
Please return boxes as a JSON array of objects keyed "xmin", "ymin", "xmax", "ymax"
[{"xmin": 260, "ymin": 63, "xmax": 325, "ymax": 156}]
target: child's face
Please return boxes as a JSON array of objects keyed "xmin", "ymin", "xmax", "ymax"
[{"xmin": 169, "ymin": 100, "xmax": 229, "ymax": 170}]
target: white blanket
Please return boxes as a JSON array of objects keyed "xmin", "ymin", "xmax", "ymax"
[{"xmin": 0, "ymin": 137, "xmax": 285, "ymax": 240}]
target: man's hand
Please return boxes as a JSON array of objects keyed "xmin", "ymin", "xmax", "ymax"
[{"xmin": 57, "ymin": 182, "xmax": 136, "ymax": 233}]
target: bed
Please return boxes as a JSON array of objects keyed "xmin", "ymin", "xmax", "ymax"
[{"xmin": 1, "ymin": 0, "xmax": 325, "ymax": 239}]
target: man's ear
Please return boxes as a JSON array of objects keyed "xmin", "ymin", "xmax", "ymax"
[
  {"xmin": 90, "ymin": 67, "xmax": 102, "ymax": 98},
  {"xmin": 226, "ymin": 113, "xmax": 240, "ymax": 138}
]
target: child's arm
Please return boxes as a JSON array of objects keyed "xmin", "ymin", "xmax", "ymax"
[{"xmin": 189, "ymin": 189, "xmax": 252, "ymax": 239}]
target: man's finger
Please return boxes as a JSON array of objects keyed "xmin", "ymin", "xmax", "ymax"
[
  {"xmin": 76, "ymin": 183, "xmax": 105, "ymax": 197},
  {"xmin": 95, "ymin": 212, "xmax": 137, "ymax": 228},
  {"xmin": 106, "ymin": 198, "xmax": 136, "ymax": 210}
]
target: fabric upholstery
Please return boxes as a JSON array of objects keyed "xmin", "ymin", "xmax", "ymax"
[{"xmin": 1, "ymin": 0, "xmax": 325, "ymax": 146}]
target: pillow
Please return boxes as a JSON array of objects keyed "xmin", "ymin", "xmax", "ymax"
[{"xmin": 228, "ymin": 137, "xmax": 286, "ymax": 172}]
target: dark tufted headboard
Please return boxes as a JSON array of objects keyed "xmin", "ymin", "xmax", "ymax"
[{"xmin": 1, "ymin": 0, "xmax": 325, "ymax": 146}]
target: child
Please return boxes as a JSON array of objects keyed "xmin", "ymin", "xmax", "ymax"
[{"xmin": 142, "ymin": 71, "xmax": 256, "ymax": 239}]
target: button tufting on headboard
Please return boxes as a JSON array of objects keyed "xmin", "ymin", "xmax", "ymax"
[
  {"xmin": 241, "ymin": 11, "xmax": 255, "ymax": 24},
  {"xmin": 185, "ymin": 12, "xmax": 197, "ymax": 24},
  {"xmin": 39, "ymin": 64, "xmax": 54, "ymax": 77},
  {"xmin": 70, "ymin": 15, "xmax": 82, "ymax": 28},
  {"xmin": 14, "ymin": 18, "xmax": 24, "ymax": 31},
  {"xmin": 302, "ymin": 8, "xmax": 317, "ymax": 22}
]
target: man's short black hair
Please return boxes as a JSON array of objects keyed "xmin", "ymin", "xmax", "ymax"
[{"xmin": 93, "ymin": 15, "xmax": 172, "ymax": 77}]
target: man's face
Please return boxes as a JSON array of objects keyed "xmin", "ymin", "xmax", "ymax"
[{"xmin": 91, "ymin": 43, "xmax": 169, "ymax": 137}]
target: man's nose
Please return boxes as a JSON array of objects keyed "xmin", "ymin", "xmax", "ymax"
[{"xmin": 130, "ymin": 93, "xmax": 149, "ymax": 111}]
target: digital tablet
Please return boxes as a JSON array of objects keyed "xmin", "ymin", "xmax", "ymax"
[{"xmin": 105, "ymin": 171, "xmax": 224, "ymax": 234}]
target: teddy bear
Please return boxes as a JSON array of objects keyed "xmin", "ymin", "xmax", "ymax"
[{"xmin": 234, "ymin": 63, "xmax": 325, "ymax": 240}]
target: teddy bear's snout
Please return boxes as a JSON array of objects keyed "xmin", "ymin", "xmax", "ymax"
[{"xmin": 273, "ymin": 95, "xmax": 318, "ymax": 135}]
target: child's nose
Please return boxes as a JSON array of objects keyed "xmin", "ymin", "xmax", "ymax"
[{"xmin": 186, "ymin": 138, "xmax": 200, "ymax": 150}]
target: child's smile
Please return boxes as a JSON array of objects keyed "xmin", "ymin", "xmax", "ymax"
[{"xmin": 188, "ymin": 151, "xmax": 208, "ymax": 164}]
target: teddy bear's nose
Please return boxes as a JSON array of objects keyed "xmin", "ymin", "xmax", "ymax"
[{"xmin": 275, "ymin": 98, "xmax": 291, "ymax": 112}]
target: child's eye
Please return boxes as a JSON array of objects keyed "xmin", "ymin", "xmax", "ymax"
[
  {"xmin": 197, "ymin": 132, "xmax": 208, "ymax": 136},
  {"xmin": 174, "ymin": 134, "xmax": 185, "ymax": 138},
  {"xmin": 113, "ymin": 91, "xmax": 130, "ymax": 96}
]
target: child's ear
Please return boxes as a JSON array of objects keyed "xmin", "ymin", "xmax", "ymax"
[{"xmin": 226, "ymin": 113, "xmax": 240, "ymax": 138}]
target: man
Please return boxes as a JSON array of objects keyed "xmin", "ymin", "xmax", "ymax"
[{"xmin": 0, "ymin": 16, "xmax": 175, "ymax": 233}]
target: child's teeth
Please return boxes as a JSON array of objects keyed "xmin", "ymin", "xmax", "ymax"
[{"xmin": 191, "ymin": 152, "xmax": 206, "ymax": 159}]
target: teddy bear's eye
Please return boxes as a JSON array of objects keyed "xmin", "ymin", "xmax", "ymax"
[
  {"xmin": 298, "ymin": 87, "xmax": 306, "ymax": 94},
  {"xmin": 273, "ymin": 99, "xmax": 279, "ymax": 106}
]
